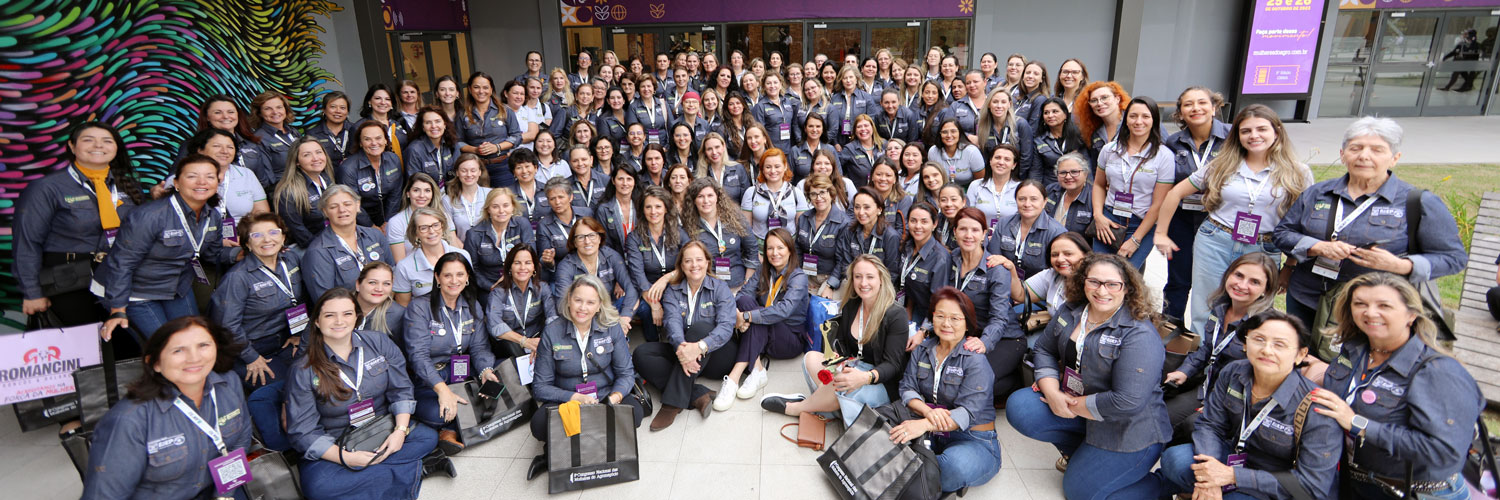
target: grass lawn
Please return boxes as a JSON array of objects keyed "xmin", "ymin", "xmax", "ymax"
[{"xmin": 1308, "ymin": 163, "xmax": 1498, "ymax": 309}]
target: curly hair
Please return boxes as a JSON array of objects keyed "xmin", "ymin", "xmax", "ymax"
[
  {"xmin": 1063, "ymin": 253, "xmax": 1154, "ymax": 321},
  {"xmin": 682, "ymin": 176, "xmax": 749, "ymax": 237},
  {"xmin": 1073, "ymin": 81, "xmax": 1129, "ymax": 145}
]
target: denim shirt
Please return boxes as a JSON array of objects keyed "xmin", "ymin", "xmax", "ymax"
[
  {"xmin": 1044, "ymin": 184, "xmax": 1095, "ymax": 237},
  {"xmin": 834, "ymin": 225, "xmax": 902, "ymax": 292},
  {"xmin": 1176, "ymin": 297, "xmax": 1246, "ymax": 383},
  {"xmin": 300, "ymin": 225, "xmax": 393, "ymax": 300},
  {"xmin": 795, "ymin": 208, "xmax": 850, "ymax": 287},
  {"xmin": 753, "ymin": 95, "xmax": 802, "ymax": 152},
  {"xmin": 211, "ymin": 255, "xmax": 306, "ymax": 364},
  {"xmin": 285, "ymin": 331, "xmax": 416, "ymax": 461},
  {"xmin": 797, "ymin": 101, "xmax": 834, "ymax": 146},
  {"xmin": 533, "ymin": 317, "xmax": 635, "ymax": 404},
  {"xmin": 1323, "ymin": 338, "xmax": 1482, "ymax": 481},
  {"xmin": 789, "ymin": 141, "xmax": 839, "ymax": 182},
  {"xmin": 457, "ymin": 103, "xmax": 522, "ymax": 158},
  {"xmin": 487, "ymin": 280, "xmax": 554, "ymax": 338},
  {"xmin": 1273, "ymin": 173, "xmax": 1467, "ymax": 309},
  {"xmin": 705, "ymin": 162, "xmax": 753, "ymax": 204},
  {"xmin": 462, "ymin": 217, "xmax": 535, "ymax": 288},
  {"xmin": 663, "ymin": 276, "xmax": 737, "ymax": 349},
  {"xmin": 1033, "ymin": 302, "xmax": 1171, "ymax": 452},
  {"xmin": 839, "ymin": 140, "xmax": 882, "ymax": 187},
  {"xmin": 570, "ymin": 170, "xmax": 609, "ymax": 209},
  {"xmin": 692, "ymin": 217, "xmax": 760, "ymax": 289},
  {"xmin": 305, "ymin": 121, "xmax": 355, "ymax": 167},
  {"xmin": 828, "ymin": 90, "xmax": 878, "ymax": 145},
  {"xmin": 254, "ymin": 123, "xmax": 299, "ymax": 181},
  {"xmin": 100, "ymin": 194, "xmax": 233, "ymax": 309},
  {"xmin": 403, "ymin": 137, "xmax": 464, "ymax": 185},
  {"xmin": 82, "ymin": 371, "xmax": 252, "ymax": 500},
  {"xmin": 980, "ymin": 118, "xmax": 1040, "ymax": 183},
  {"xmin": 276, "ymin": 174, "xmax": 349, "ymax": 248},
  {"xmin": 899, "ymin": 337, "xmax": 997, "ymax": 430},
  {"xmin": 536, "ymin": 208, "xmax": 593, "ymax": 276},
  {"xmin": 1034, "ymin": 131, "xmax": 1083, "ymax": 187},
  {"xmin": 402, "ymin": 295, "xmax": 497, "ymax": 388},
  {"xmin": 949, "ymin": 97, "xmax": 980, "ymax": 136},
  {"xmin": 947, "ymin": 248, "xmax": 1019, "ymax": 345},
  {"xmin": 594, "ymin": 112, "xmax": 629, "ymax": 147},
  {"xmin": 874, "ymin": 106, "xmax": 921, "ymax": 145},
  {"xmin": 738, "ymin": 267, "xmax": 809, "ymax": 327},
  {"xmin": 593, "ymin": 197, "xmax": 638, "ymax": 253},
  {"xmin": 625, "ymin": 226, "xmax": 688, "ymax": 293},
  {"xmin": 336, "ymin": 152, "xmax": 403, "ymax": 226},
  {"xmin": 12, "ymin": 166, "xmax": 138, "ymax": 299},
  {"xmin": 898, "ymin": 236, "xmax": 952, "ymax": 328},
  {"xmin": 986, "ymin": 213, "xmax": 1068, "ymax": 280},
  {"xmin": 627, "ymin": 97, "xmax": 675, "ymax": 146},
  {"xmin": 1195, "ymin": 360, "xmax": 1342, "ymax": 500},
  {"xmin": 552, "ymin": 247, "xmax": 636, "ymax": 310}
]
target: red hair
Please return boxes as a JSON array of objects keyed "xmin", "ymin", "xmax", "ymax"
[
  {"xmin": 757, "ymin": 148, "xmax": 794, "ymax": 183},
  {"xmin": 1073, "ymin": 81, "xmax": 1129, "ymax": 145}
]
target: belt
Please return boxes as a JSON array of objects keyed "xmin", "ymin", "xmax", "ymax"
[
  {"xmin": 483, "ymin": 152, "xmax": 511, "ymax": 164},
  {"xmin": 43, "ymin": 251, "xmax": 106, "ymax": 264},
  {"xmin": 1206, "ymin": 217, "xmax": 1272, "ymax": 244},
  {"xmin": 970, "ymin": 422, "xmax": 995, "ymax": 432},
  {"xmin": 1344, "ymin": 461, "xmax": 1452, "ymax": 497}
]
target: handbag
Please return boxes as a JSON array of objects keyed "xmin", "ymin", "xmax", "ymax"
[
  {"xmin": 780, "ymin": 412, "xmax": 829, "ymax": 451},
  {"xmin": 630, "ymin": 377, "xmax": 654, "ymax": 417},
  {"xmin": 817, "ymin": 406, "xmax": 929, "ymax": 500},
  {"xmin": 1084, "ymin": 219, "xmax": 1129, "ymax": 251},
  {"xmin": 1019, "ymin": 289, "xmax": 1050, "ymax": 335},
  {"xmin": 334, "ymin": 413, "xmax": 396, "ymax": 470},
  {"xmin": 37, "ymin": 259, "xmax": 94, "ymax": 296},
  {"xmin": 62, "ymin": 339, "xmax": 142, "ymax": 479},
  {"xmin": 547, "ymin": 403, "xmax": 640, "ymax": 493},
  {"xmin": 453, "ymin": 358, "xmax": 535, "ymax": 446},
  {"xmin": 244, "ymin": 447, "xmax": 304, "ymax": 500}
]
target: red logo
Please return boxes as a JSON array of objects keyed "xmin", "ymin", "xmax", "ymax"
[{"xmin": 23, "ymin": 346, "xmax": 62, "ymax": 365}]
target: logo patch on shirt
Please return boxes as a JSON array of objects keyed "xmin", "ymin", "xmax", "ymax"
[
  {"xmin": 252, "ymin": 281, "xmax": 275, "ymax": 293},
  {"xmin": 1262, "ymin": 418, "xmax": 1294, "ymax": 435},
  {"xmin": 1099, "ymin": 335, "xmax": 1122, "ymax": 346},
  {"xmin": 218, "ymin": 408, "xmax": 241, "ymax": 426},
  {"xmin": 364, "ymin": 356, "xmax": 386, "ymax": 371},
  {"xmin": 1371, "ymin": 376, "xmax": 1405, "ymax": 397},
  {"xmin": 162, "ymin": 229, "xmax": 185, "ymax": 239},
  {"xmin": 148, "ymin": 434, "xmax": 186, "ymax": 454},
  {"xmin": 943, "ymin": 365, "xmax": 964, "ymax": 377},
  {"xmin": 63, "ymin": 195, "xmax": 91, "ymax": 204},
  {"xmin": 1371, "ymin": 207, "xmax": 1404, "ymax": 218},
  {"xmin": 335, "ymin": 255, "xmax": 352, "ymax": 266}
]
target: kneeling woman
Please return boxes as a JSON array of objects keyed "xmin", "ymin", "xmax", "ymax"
[
  {"xmin": 1155, "ymin": 310, "xmax": 1340, "ymax": 499},
  {"xmin": 403, "ymin": 253, "xmax": 499, "ymax": 457},
  {"xmin": 890, "ymin": 287, "xmax": 1001, "ymax": 494},
  {"xmin": 285, "ymin": 289, "xmax": 439, "ymax": 500},
  {"xmin": 524, "ymin": 275, "xmax": 642, "ymax": 480},
  {"xmin": 634, "ymin": 241, "xmax": 739, "ymax": 430},
  {"xmin": 1005, "ymin": 253, "xmax": 1170, "ymax": 499},
  {"xmin": 82, "ymin": 317, "xmax": 252, "ymax": 499}
]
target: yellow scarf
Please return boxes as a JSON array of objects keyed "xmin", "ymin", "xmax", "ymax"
[
  {"xmin": 76, "ymin": 163, "xmax": 120, "ymax": 229},
  {"xmin": 558, "ymin": 400, "xmax": 582, "ymax": 437}
]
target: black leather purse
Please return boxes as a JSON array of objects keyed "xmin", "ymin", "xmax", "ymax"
[
  {"xmin": 334, "ymin": 413, "xmax": 396, "ymax": 470},
  {"xmin": 37, "ymin": 259, "xmax": 94, "ymax": 296}
]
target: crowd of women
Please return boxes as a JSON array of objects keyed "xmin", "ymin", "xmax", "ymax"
[{"xmin": 16, "ymin": 44, "xmax": 1481, "ymax": 500}]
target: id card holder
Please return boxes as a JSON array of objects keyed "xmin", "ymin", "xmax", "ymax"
[
  {"xmin": 1231, "ymin": 212, "xmax": 1262, "ymax": 245},
  {"xmin": 989, "ymin": 218, "xmax": 999, "ymax": 231},
  {"xmin": 1181, "ymin": 193, "xmax": 1205, "ymax": 212},
  {"xmin": 208, "ymin": 447, "xmax": 252, "ymax": 494},
  {"xmin": 575, "ymin": 381, "xmax": 598, "ymax": 396},
  {"xmin": 841, "ymin": 118, "xmax": 852, "ymax": 135},
  {"xmin": 105, "ymin": 228, "xmax": 119, "ymax": 247},
  {"xmin": 1312, "ymin": 256, "xmax": 1342, "ymax": 279},
  {"xmin": 648, "ymin": 130, "xmax": 662, "ymax": 145},
  {"xmin": 714, "ymin": 257, "xmax": 732, "ymax": 281},
  {"xmin": 1062, "ymin": 367, "xmax": 1084, "ymax": 397},
  {"xmin": 285, "ymin": 304, "xmax": 309, "ymax": 334},
  {"xmin": 530, "ymin": 220, "xmax": 539, "ymax": 233},
  {"xmin": 894, "ymin": 290, "xmax": 906, "ymax": 307},
  {"xmin": 191, "ymin": 258, "xmax": 210, "ymax": 284},
  {"xmin": 1111, "ymin": 192, "xmax": 1134, "ymax": 218},
  {"xmin": 779, "ymin": 123, "xmax": 791, "ymax": 141},
  {"xmin": 222, "ymin": 216, "xmax": 238, "ymax": 244},
  {"xmin": 449, "ymin": 354, "xmax": 470, "ymax": 383},
  {"xmin": 802, "ymin": 254, "xmax": 819, "ymax": 274},
  {"xmin": 348, "ymin": 399, "xmax": 376, "ymax": 427},
  {"xmin": 768, "ymin": 217, "xmax": 783, "ymax": 229},
  {"xmin": 1222, "ymin": 453, "xmax": 1247, "ymax": 492}
]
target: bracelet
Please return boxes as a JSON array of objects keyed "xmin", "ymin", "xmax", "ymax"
[
  {"xmin": 108, "ymin": 311, "xmax": 128, "ymax": 320},
  {"xmin": 869, "ymin": 371, "xmax": 877, "ymax": 385}
]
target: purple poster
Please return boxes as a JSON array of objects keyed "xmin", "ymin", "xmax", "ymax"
[
  {"xmin": 1241, "ymin": 0, "xmax": 1327, "ymax": 95},
  {"xmin": 561, "ymin": 0, "xmax": 970, "ymax": 26},
  {"xmin": 383, "ymin": 0, "xmax": 470, "ymax": 31},
  {"xmin": 1340, "ymin": 0, "xmax": 1500, "ymax": 9}
]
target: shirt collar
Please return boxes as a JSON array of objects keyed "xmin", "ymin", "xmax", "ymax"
[
  {"xmin": 1331, "ymin": 172, "xmax": 1408, "ymax": 204},
  {"xmin": 414, "ymin": 243, "xmax": 460, "ymax": 272},
  {"xmin": 153, "ymin": 370, "xmax": 235, "ymax": 413}
]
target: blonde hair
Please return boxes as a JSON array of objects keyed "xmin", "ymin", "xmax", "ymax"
[
  {"xmin": 274, "ymin": 137, "xmax": 334, "ymax": 215},
  {"xmin": 357, "ymin": 261, "xmax": 396, "ymax": 335},
  {"xmin": 545, "ymin": 67, "xmax": 574, "ymax": 107},
  {"xmin": 975, "ymin": 88, "xmax": 1018, "ymax": 148},
  {"xmin": 562, "ymin": 274, "xmax": 621, "ymax": 328},
  {"xmin": 1329, "ymin": 272, "xmax": 1450, "ymax": 357},
  {"xmin": 480, "ymin": 187, "xmax": 519, "ymax": 224},
  {"xmin": 836, "ymin": 254, "xmax": 898, "ymax": 346},
  {"xmin": 1199, "ymin": 104, "xmax": 1311, "ymax": 217}
]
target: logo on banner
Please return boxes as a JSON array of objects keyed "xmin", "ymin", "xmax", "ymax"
[
  {"xmin": 0, "ymin": 323, "xmax": 103, "ymax": 404},
  {"xmin": 649, "ymin": 3, "xmax": 665, "ymax": 18}
]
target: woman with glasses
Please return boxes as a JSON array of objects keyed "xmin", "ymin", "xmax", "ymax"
[
  {"xmin": 392, "ymin": 207, "xmax": 470, "ymax": 306},
  {"xmin": 553, "ymin": 217, "xmax": 636, "ymax": 323},
  {"xmin": 1045, "ymin": 153, "xmax": 1096, "ymax": 240},
  {"xmin": 211, "ymin": 213, "xmax": 305, "ymax": 389}
]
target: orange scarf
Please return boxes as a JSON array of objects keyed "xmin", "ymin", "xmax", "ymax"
[{"xmin": 76, "ymin": 163, "xmax": 120, "ymax": 229}]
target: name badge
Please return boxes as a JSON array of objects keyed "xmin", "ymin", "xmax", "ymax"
[
  {"xmin": 1062, "ymin": 367, "xmax": 1084, "ymax": 397},
  {"xmin": 191, "ymin": 258, "xmax": 210, "ymax": 284},
  {"xmin": 894, "ymin": 289, "xmax": 906, "ymax": 307},
  {"xmin": 841, "ymin": 118, "xmax": 852, "ymax": 134},
  {"xmin": 575, "ymin": 381, "xmax": 598, "ymax": 396},
  {"xmin": 714, "ymin": 257, "xmax": 731, "ymax": 281},
  {"xmin": 1232, "ymin": 212, "xmax": 1261, "ymax": 244},
  {"xmin": 768, "ymin": 217, "xmax": 783, "ymax": 229},
  {"xmin": 802, "ymin": 254, "xmax": 819, "ymax": 274},
  {"xmin": 208, "ymin": 447, "xmax": 253, "ymax": 495},
  {"xmin": 222, "ymin": 216, "xmax": 238, "ymax": 244},
  {"xmin": 348, "ymin": 398, "xmax": 376, "ymax": 427},
  {"xmin": 1112, "ymin": 191, "xmax": 1134, "ymax": 218},
  {"xmin": 648, "ymin": 130, "xmax": 662, "ymax": 145},
  {"xmin": 285, "ymin": 304, "xmax": 309, "ymax": 334},
  {"xmin": 1312, "ymin": 256, "xmax": 1341, "ymax": 279},
  {"xmin": 449, "ymin": 354, "xmax": 470, "ymax": 383},
  {"xmin": 779, "ymin": 123, "xmax": 791, "ymax": 141},
  {"xmin": 1223, "ymin": 453, "xmax": 1248, "ymax": 492},
  {"xmin": 105, "ymin": 228, "xmax": 118, "ymax": 247}
]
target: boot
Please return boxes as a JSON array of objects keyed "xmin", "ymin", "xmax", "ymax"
[
  {"xmin": 526, "ymin": 452, "xmax": 548, "ymax": 480},
  {"xmin": 421, "ymin": 448, "xmax": 457, "ymax": 478},
  {"xmin": 438, "ymin": 429, "xmax": 465, "ymax": 456}
]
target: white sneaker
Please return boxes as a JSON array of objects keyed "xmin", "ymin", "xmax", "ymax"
[
  {"xmin": 736, "ymin": 368, "xmax": 767, "ymax": 399},
  {"xmin": 714, "ymin": 377, "xmax": 739, "ymax": 411}
]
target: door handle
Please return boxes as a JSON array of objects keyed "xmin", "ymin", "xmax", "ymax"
[{"xmin": 1425, "ymin": 61, "xmax": 1436, "ymax": 68}]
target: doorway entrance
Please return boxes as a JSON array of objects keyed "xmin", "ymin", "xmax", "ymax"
[
  {"xmin": 808, "ymin": 21, "xmax": 924, "ymax": 66},
  {"xmin": 391, "ymin": 32, "xmax": 473, "ymax": 101},
  {"xmin": 606, "ymin": 25, "xmax": 720, "ymax": 64},
  {"xmin": 1364, "ymin": 9, "xmax": 1499, "ymax": 117}
]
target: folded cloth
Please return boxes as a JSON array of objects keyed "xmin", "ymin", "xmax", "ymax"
[{"xmin": 559, "ymin": 400, "xmax": 582, "ymax": 437}]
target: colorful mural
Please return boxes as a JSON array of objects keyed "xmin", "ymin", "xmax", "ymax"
[{"xmin": 0, "ymin": 0, "xmax": 343, "ymax": 324}]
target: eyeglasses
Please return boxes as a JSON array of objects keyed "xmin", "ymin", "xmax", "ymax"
[
  {"xmin": 1058, "ymin": 169, "xmax": 1086, "ymax": 178},
  {"xmin": 808, "ymin": 191, "xmax": 831, "ymax": 199},
  {"xmin": 1088, "ymin": 96, "xmax": 1115, "ymax": 105},
  {"xmin": 416, "ymin": 222, "xmax": 444, "ymax": 233},
  {"xmin": 1084, "ymin": 278, "xmax": 1124, "ymax": 292},
  {"xmin": 1060, "ymin": 70, "xmax": 1083, "ymax": 76},
  {"xmin": 249, "ymin": 229, "xmax": 284, "ymax": 240},
  {"xmin": 1245, "ymin": 335, "xmax": 1293, "ymax": 351},
  {"xmin": 575, "ymin": 233, "xmax": 601, "ymax": 242},
  {"xmin": 932, "ymin": 312, "xmax": 964, "ymax": 326}
]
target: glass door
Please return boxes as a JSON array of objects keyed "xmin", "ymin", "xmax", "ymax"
[
  {"xmin": 870, "ymin": 21, "xmax": 924, "ymax": 67},
  {"xmin": 1423, "ymin": 11, "xmax": 1499, "ymax": 116},
  {"xmin": 810, "ymin": 23, "xmax": 865, "ymax": 64},
  {"xmin": 609, "ymin": 28, "xmax": 661, "ymax": 65},
  {"xmin": 1364, "ymin": 11, "xmax": 1442, "ymax": 117},
  {"xmin": 392, "ymin": 33, "xmax": 464, "ymax": 101},
  {"xmin": 662, "ymin": 26, "xmax": 719, "ymax": 63}
]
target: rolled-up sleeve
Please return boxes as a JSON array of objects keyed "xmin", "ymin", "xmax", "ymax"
[
  {"xmin": 1273, "ymin": 188, "xmax": 1321, "ymax": 262},
  {"xmin": 1362, "ymin": 358, "xmax": 1481, "ymax": 473},
  {"xmin": 1084, "ymin": 324, "xmax": 1164, "ymax": 421},
  {"xmin": 380, "ymin": 337, "xmax": 418, "ymax": 415}
]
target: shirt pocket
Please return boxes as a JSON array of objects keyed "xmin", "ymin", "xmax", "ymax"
[
  {"xmin": 1096, "ymin": 341, "xmax": 1121, "ymax": 360},
  {"xmin": 144, "ymin": 441, "xmax": 191, "ymax": 483},
  {"xmin": 151, "ymin": 233, "xmax": 186, "ymax": 259}
]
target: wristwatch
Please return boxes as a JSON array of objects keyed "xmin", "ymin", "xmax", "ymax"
[
  {"xmin": 395, "ymin": 425, "xmax": 412, "ymax": 436},
  {"xmin": 1349, "ymin": 415, "xmax": 1369, "ymax": 440},
  {"xmin": 697, "ymin": 340, "xmax": 708, "ymax": 352}
]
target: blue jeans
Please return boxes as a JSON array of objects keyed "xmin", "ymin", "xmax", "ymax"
[
  {"xmin": 125, "ymin": 294, "xmax": 198, "ymax": 346},
  {"xmin": 1187, "ymin": 220, "xmax": 1281, "ymax": 334},
  {"xmin": 1162, "ymin": 211, "xmax": 1204, "ymax": 320},
  {"xmin": 232, "ymin": 335, "xmax": 296, "ymax": 389},
  {"xmin": 802, "ymin": 360, "xmax": 890, "ymax": 427},
  {"xmin": 632, "ymin": 300, "xmax": 660, "ymax": 342},
  {"xmin": 1091, "ymin": 212, "xmax": 1153, "ymax": 269},
  {"xmin": 933, "ymin": 429, "xmax": 1002, "ymax": 492},
  {"xmin": 299, "ymin": 423, "xmax": 437, "ymax": 500},
  {"xmin": 247, "ymin": 381, "xmax": 290, "ymax": 451},
  {"xmin": 1006, "ymin": 388, "xmax": 1162, "ymax": 499},
  {"xmin": 414, "ymin": 364, "xmax": 472, "ymax": 429}
]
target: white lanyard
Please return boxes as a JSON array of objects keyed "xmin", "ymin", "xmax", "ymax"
[
  {"xmin": 1343, "ymin": 355, "xmax": 1376, "ymax": 405},
  {"xmin": 169, "ymin": 197, "xmax": 209, "ymax": 254},
  {"xmin": 617, "ymin": 199, "xmax": 634, "ymax": 235},
  {"xmin": 702, "ymin": 219, "xmax": 726, "ymax": 250},
  {"xmin": 68, "ymin": 166, "xmax": 121, "ymax": 203},
  {"xmin": 853, "ymin": 307, "xmax": 867, "ymax": 359},
  {"xmin": 1192, "ymin": 137, "xmax": 1217, "ymax": 170},
  {"xmin": 338, "ymin": 344, "xmax": 366, "ymax": 401},
  {"xmin": 442, "ymin": 303, "xmax": 464, "ymax": 350},
  {"xmin": 999, "ymin": 126, "xmax": 1011, "ymax": 145},
  {"xmin": 576, "ymin": 178, "xmax": 596, "ymax": 205},
  {"xmin": 1332, "ymin": 195, "xmax": 1381, "ymax": 239},
  {"xmin": 1241, "ymin": 170, "xmax": 1272, "ymax": 212},
  {"xmin": 1076, "ymin": 310, "xmax": 1100, "ymax": 370},
  {"xmin": 556, "ymin": 214, "xmax": 575, "ymax": 243},
  {"xmin": 930, "ymin": 348, "xmax": 945, "ymax": 398},
  {"xmin": 955, "ymin": 259, "xmax": 981, "ymax": 290},
  {"xmin": 518, "ymin": 185, "xmax": 537, "ymax": 214},
  {"xmin": 811, "ymin": 215, "xmax": 834, "ymax": 246},
  {"xmin": 648, "ymin": 231, "xmax": 667, "ymax": 268},
  {"xmin": 1208, "ymin": 317, "xmax": 1237, "ymax": 358},
  {"xmin": 1011, "ymin": 221, "xmax": 1028, "ymax": 261},
  {"xmin": 508, "ymin": 287, "xmax": 533, "ymax": 325},
  {"xmin": 172, "ymin": 388, "xmax": 228, "ymax": 455},
  {"xmin": 329, "ymin": 128, "xmax": 348, "ymax": 153},
  {"xmin": 259, "ymin": 261, "xmax": 297, "ymax": 304},
  {"xmin": 764, "ymin": 184, "xmax": 793, "ymax": 218},
  {"xmin": 901, "ymin": 243, "xmax": 924, "ymax": 288},
  {"xmin": 866, "ymin": 229, "xmax": 880, "ymax": 254},
  {"xmin": 338, "ymin": 233, "xmax": 366, "ymax": 267},
  {"xmin": 461, "ymin": 192, "xmax": 480, "ymax": 223},
  {"xmin": 685, "ymin": 285, "xmax": 701, "ymax": 326},
  {"xmin": 645, "ymin": 100, "xmax": 658, "ymax": 126},
  {"xmin": 310, "ymin": 176, "xmax": 327, "ymax": 197},
  {"xmin": 1237, "ymin": 396, "xmax": 1280, "ymax": 453},
  {"xmin": 492, "ymin": 223, "xmax": 512, "ymax": 261}
]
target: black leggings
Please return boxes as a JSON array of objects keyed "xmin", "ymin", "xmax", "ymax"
[
  {"xmin": 632, "ymin": 340, "xmax": 738, "ymax": 408},
  {"xmin": 529, "ymin": 396, "xmax": 647, "ymax": 443},
  {"xmin": 986, "ymin": 338, "xmax": 1029, "ymax": 405}
]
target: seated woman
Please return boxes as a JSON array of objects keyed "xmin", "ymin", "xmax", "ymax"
[
  {"xmin": 1013, "ymin": 232, "xmax": 1091, "ymax": 320},
  {"xmin": 945, "ymin": 207, "xmax": 1024, "ymax": 404},
  {"xmin": 552, "ymin": 217, "xmax": 636, "ymax": 321},
  {"xmin": 716, "ymin": 228, "xmax": 810, "ymax": 410},
  {"xmin": 487, "ymin": 246, "xmax": 555, "ymax": 358},
  {"xmin": 1162, "ymin": 252, "xmax": 1280, "ymax": 443},
  {"xmin": 1005, "ymin": 253, "xmax": 1170, "ymax": 499},
  {"xmin": 1155, "ymin": 310, "xmax": 1341, "ymax": 500},
  {"xmin": 462, "ymin": 187, "xmax": 534, "ymax": 290},
  {"xmin": 1311, "ymin": 272, "xmax": 1484, "ymax": 500},
  {"xmin": 523, "ymin": 275, "xmax": 643, "ymax": 480},
  {"xmin": 211, "ymin": 212, "xmax": 305, "ymax": 389},
  {"xmin": 402, "ymin": 253, "xmax": 499, "ymax": 456},
  {"xmin": 355, "ymin": 261, "xmax": 406, "ymax": 341},
  {"xmin": 284, "ymin": 289, "xmax": 442, "ymax": 500},
  {"xmin": 82, "ymin": 317, "xmax": 253, "ymax": 500},
  {"xmin": 760, "ymin": 254, "xmax": 910, "ymax": 428},
  {"xmin": 890, "ymin": 287, "xmax": 1001, "ymax": 494},
  {"xmin": 634, "ymin": 241, "xmax": 739, "ymax": 430}
]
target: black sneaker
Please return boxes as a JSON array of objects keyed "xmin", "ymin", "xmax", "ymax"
[{"xmin": 759, "ymin": 393, "xmax": 806, "ymax": 415}]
